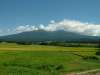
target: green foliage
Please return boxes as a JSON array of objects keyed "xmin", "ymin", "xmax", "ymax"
[
  {"xmin": 16, "ymin": 42, "xmax": 33, "ymax": 45},
  {"xmin": 96, "ymin": 41, "xmax": 100, "ymax": 56},
  {"xmin": 83, "ymin": 56, "xmax": 99, "ymax": 60},
  {"xmin": 0, "ymin": 43, "xmax": 99, "ymax": 75},
  {"xmin": 38, "ymin": 41, "xmax": 98, "ymax": 47},
  {"xmin": 0, "ymin": 51, "xmax": 99, "ymax": 75},
  {"xmin": 96, "ymin": 51, "xmax": 100, "ymax": 55}
]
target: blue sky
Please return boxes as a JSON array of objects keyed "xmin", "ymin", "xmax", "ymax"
[{"xmin": 0, "ymin": 0, "xmax": 100, "ymax": 36}]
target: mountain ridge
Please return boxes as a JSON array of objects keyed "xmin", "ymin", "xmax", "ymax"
[{"xmin": 0, "ymin": 30, "xmax": 99, "ymax": 43}]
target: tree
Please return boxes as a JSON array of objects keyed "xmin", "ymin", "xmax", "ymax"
[{"xmin": 96, "ymin": 40, "xmax": 100, "ymax": 55}]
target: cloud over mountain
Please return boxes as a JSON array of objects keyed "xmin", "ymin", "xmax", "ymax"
[{"xmin": 15, "ymin": 19, "xmax": 100, "ymax": 36}]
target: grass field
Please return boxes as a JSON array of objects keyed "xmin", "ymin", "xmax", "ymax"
[{"xmin": 0, "ymin": 43, "xmax": 100, "ymax": 75}]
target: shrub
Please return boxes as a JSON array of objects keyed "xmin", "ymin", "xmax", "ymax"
[
  {"xmin": 36, "ymin": 64, "xmax": 64, "ymax": 72},
  {"xmin": 55, "ymin": 64, "xmax": 64, "ymax": 71},
  {"xmin": 83, "ymin": 56, "xmax": 99, "ymax": 60},
  {"xmin": 16, "ymin": 42, "xmax": 32, "ymax": 45},
  {"xmin": 96, "ymin": 41, "xmax": 100, "ymax": 55},
  {"xmin": 96, "ymin": 51, "xmax": 100, "ymax": 55}
]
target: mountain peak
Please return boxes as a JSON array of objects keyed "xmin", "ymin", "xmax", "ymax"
[{"xmin": 0, "ymin": 30, "xmax": 99, "ymax": 43}]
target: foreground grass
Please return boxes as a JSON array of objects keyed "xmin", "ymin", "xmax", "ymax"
[
  {"xmin": 0, "ymin": 43, "xmax": 100, "ymax": 75},
  {"xmin": 0, "ymin": 51, "xmax": 100, "ymax": 75}
]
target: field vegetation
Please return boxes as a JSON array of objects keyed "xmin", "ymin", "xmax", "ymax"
[{"xmin": 0, "ymin": 42, "xmax": 100, "ymax": 75}]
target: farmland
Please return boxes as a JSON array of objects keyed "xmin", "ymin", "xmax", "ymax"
[{"xmin": 0, "ymin": 43, "xmax": 100, "ymax": 75}]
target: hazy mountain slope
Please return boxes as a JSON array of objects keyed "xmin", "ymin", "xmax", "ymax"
[{"xmin": 0, "ymin": 30, "xmax": 99, "ymax": 43}]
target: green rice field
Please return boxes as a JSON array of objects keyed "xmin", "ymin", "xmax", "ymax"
[{"xmin": 0, "ymin": 43, "xmax": 100, "ymax": 75}]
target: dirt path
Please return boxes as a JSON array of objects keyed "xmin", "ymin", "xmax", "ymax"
[
  {"xmin": 64, "ymin": 69, "xmax": 100, "ymax": 75},
  {"xmin": 76, "ymin": 69, "xmax": 100, "ymax": 75}
]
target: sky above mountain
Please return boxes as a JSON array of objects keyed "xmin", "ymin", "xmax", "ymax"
[{"xmin": 0, "ymin": 0, "xmax": 100, "ymax": 36}]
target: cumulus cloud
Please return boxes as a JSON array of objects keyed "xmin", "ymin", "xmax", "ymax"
[
  {"xmin": 16, "ymin": 25, "xmax": 38, "ymax": 32},
  {"xmin": 15, "ymin": 19, "xmax": 100, "ymax": 36}
]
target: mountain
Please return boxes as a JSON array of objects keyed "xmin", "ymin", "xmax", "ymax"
[{"xmin": 0, "ymin": 30, "xmax": 99, "ymax": 43}]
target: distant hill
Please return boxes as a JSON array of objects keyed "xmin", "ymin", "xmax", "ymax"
[{"xmin": 0, "ymin": 30, "xmax": 99, "ymax": 43}]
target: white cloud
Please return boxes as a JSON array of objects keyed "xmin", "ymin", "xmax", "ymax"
[
  {"xmin": 15, "ymin": 19, "xmax": 100, "ymax": 36},
  {"xmin": 16, "ymin": 25, "xmax": 38, "ymax": 32},
  {"xmin": 39, "ymin": 24, "xmax": 45, "ymax": 30},
  {"xmin": 50, "ymin": 20, "xmax": 55, "ymax": 23}
]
